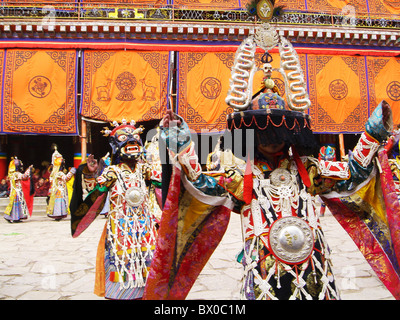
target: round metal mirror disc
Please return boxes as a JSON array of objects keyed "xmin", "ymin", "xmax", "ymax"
[
  {"xmin": 125, "ymin": 186, "xmax": 144, "ymax": 207},
  {"xmin": 269, "ymin": 216, "xmax": 314, "ymax": 264}
]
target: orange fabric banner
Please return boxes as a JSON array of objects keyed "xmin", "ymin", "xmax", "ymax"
[
  {"xmin": 308, "ymin": 54, "xmax": 400, "ymax": 133},
  {"xmin": 2, "ymin": 49, "xmax": 78, "ymax": 134},
  {"xmin": 80, "ymin": 50, "xmax": 171, "ymax": 123},
  {"xmin": 366, "ymin": 56, "xmax": 400, "ymax": 125},
  {"xmin": 376, "ymin": 0, "xmax": 400, "ymax": 16},
  {"xmin": 178, "ymin": 51, "xmax": 400, "ymax": 134},
  {"xmin": 303, "ymin": 0, "xmax": 367, "ymax": 14},
  {"xmin": 0, "ymin": 50, "xmax": 4, "ymax": 120},
  {"xmin": 177, "ymin": 52, "xmax": 234, "ymax": 133},
  {"xmin": 308, "ymin": 54, "xmax": 369, "ymax": 133},
  {"xmin": 177, "ymin": 0, "xmax": 399, "ymax": 16},
  {"xmin": 252, "ymin": 52, "xmax": 307, "ymax": 103},
  {"xmin": 172, "ymin": 0, "xmax": 240, "ymax": 8},
  {"xmin": 273, "ymin": 0, "xmax": 399, "ymax": 16},
  {"xmin": 177, "ymin": 51, "xmax": 306, "ymax": 133}
]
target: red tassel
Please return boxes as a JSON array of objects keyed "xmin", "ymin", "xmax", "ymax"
[
  {"xmin": 292, "ymin": 147, "xmax": 311, "ymax": 188},
  {"xmin": 243, "ymin": 154, "xmax": 253, "ymax": 205}
]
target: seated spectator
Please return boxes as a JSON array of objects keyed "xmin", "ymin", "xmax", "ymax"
[
  {"xmin": 0, "ymin": 178, "xmax": 9, "ymax": 197},
  {"xmin": 41, "ymin": 161, "xmax": 51, "ymax": 181},
  {"xmin": 31, "ymin": 168, "xmax": 41, "ymax": 184},
  {"xmin": 35, "ymin": 177, "xmax": 50, "ymax": 197}
]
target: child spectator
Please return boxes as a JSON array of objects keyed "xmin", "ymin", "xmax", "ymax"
[{"xmin": 0, "ymin": 178, "xmax": 9, "ymax": 197}]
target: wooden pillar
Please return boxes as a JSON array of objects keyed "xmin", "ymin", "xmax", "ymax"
[
  {"xmin": 339, "ymin": 133, "xmax": 346, "ymax": 161},
  {"xmin": 81, "ymin": 119, "xmax": 87, "ymax": 164},
  {"xmin": 74, "ymin": 119, "xmax": 87, "ymax": 167},
  {"xmin": 0, "ymin": 135, "xmax": 7, "ymax": 179}
]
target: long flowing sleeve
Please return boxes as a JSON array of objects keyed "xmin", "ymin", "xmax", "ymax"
[
  {"xmin": 144, "ymin": 118, "xmax": 238, "ymax": 300},
  {"xmin": 307, "ymin": 101, "xmax": 392, "ymax": 195},
  {"xmin": 70, "ymin": 168, "xmax": 112, "ymax": 238},
  {"xmin": 320, "ymin": 101, "xmax": 400, "ymax": 299},
  {"xmin": 159, "ymin": 115, "xmax": 244, "ymax": 205}
]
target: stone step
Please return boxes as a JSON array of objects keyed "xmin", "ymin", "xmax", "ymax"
[{"xmin": 0, "ymin": 196, "xmax": 49, "ymax": 216}]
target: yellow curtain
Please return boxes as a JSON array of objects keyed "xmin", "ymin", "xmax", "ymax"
[
  {"xmin": 2, "ymin": 49, "xmax": 78, "ymax": 134},
  {"xmin": 80, "ymin": 50, "xmax": 170, "ymax": 123}
]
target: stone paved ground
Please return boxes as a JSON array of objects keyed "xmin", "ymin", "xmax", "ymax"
[{"xmin": 0, "ymin": 208, "xmax": 395, "ymax": 300}]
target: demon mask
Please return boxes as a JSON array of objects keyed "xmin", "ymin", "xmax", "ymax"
[{"xmin": 103, "ymin": 120, "xmax": 144, "ymax": 163}]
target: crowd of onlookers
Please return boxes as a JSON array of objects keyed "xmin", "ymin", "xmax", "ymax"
[{"xmin": 0, "ymin": 162, "xmax": 51, "ymax": 198}]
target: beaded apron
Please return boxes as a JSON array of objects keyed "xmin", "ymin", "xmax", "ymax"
[
  {"xmin": 240, "ymin": 160, "xmax": 339, "ymax": 300},
  {"xmin": 102, "ymin": 163, "xmax": 157, "ymax": 291}
]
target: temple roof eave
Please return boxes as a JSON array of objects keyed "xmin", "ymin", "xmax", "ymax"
[{"xmin": 0, "ymin": 20, "xmax": 399, "ymax": 48}]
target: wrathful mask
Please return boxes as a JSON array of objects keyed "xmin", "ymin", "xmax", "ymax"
[{"xmin": 109, "ymin": 125, "xmax": 144, "ymax": 160}]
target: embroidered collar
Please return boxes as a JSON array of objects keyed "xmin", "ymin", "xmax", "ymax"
[{"xmin": 255, "ymin": 160, "xmax": 273, "ymax": 173}]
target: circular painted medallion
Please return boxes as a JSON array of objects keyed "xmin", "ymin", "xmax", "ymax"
[
  {"xmin": 387, "ymin": 81, "xmax": 400, "ymax": 101},
  {"xmin": 29, "ymin": 76, "xmax": 52, "ymax": 98},
  {"xmin": 329, "ymin": 79, "xmax": 348, "ymax": 100},
  {"xmin": 200, "ymin": 77, "xmax": 222, "ymax": 99}
]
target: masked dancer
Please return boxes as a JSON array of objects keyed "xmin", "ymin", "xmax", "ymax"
[
  {"xmin": 144, "ymin": 19, "xmax": 395, "ymax": 299},
  {"xmin": 71, "ymin": 120, "xmax": 159, "ymax": 300},
  {"xmin": 46, "ymin": 147, "xmax": 76, "ymax": 221},
  {"xmin": 4, "ymin": 157, "xmax": 33, "ymax": 223}
]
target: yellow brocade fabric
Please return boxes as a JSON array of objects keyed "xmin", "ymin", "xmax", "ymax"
[
  {"xmin": 46, "ymin": 163, "xmax": 61, "ymax": 216},
  {"xmin": 354, "ymin": 174, "xmax": 387, "ymax": 225},
  {"xmin": 176, "ymin": 191, "xmax": 216, "ymax": 267},
  {"xmin": 352, "ymin": 176, "xmax": 392, "ymax": 248},
  {"xmin": 323, "ymin": 174, "xmax": 399, "ymax": 296},
  {"xmin": 4, "ymin": 176, "xmax": 17, "ymax": 215},
  {"xmin": 210, "ymin": 170, "xmax": 245, "ymax": 202}
]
